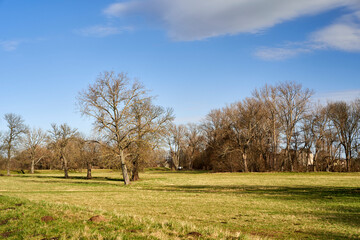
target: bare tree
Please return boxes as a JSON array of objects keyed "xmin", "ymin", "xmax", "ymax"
[
  {"xmin": 306, "ymin": 104, "xmax": 330, "ymax": 172},
  {"xmin": 75, "ymin": 136, "xmax": 101, "ymax": 179},
  {"xmin": 253, "ymin": 84, "xmax": 281, "ymax": 170},
  {"xmin": 77, "ymin": 71, "xmax": 151, "ymax": 185},
  {"xmin": 130, "ymin": 98, "xmax": 174, "ymax": 180},
  {"xmin": 201, "ymin": 108, "xmax": 235, "ymax": 171},
  {"xmin": 48, "ymin": 123, "xmax": 78, "ymax": 178},
  {"xmin": 166, "ymin": 124, "xmax": 187, "ymax": 170},
  {"xmin": 202, "ymin": 109, "xmax": 224, "ymax": 148},
  {"xmin": 84, "ymin": 141, "xmax": 100, "ymax": 179},
  {"xmin": 228, "ymin": 98, "xmax": 268, "ymax": 172},
  {"xmin": 2, "ymin": 113, "xmax": 27, "ymax": 175},
  {"xmin": 23, "ymin": 128, "xmax": 48, "ymax": 174},
  {"xmin": 277, "ymin": 82, "xmax": 313, "ymax": 171},
  {"xmin": 184, "ymin": 123, "xmax": 204, "ymax": 169},
  {"xmin": 298, "ymin": 113, "xmax": 315, "ymax": 171},
  {"xmin": 327, "ymin": 100, "xmax": 360, "ymax": 171}
]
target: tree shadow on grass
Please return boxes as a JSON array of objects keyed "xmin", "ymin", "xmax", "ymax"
[
  {"xmin": 147, "ymin": 170, "xmax": 210, "ymax": 174},
  {"xmin": 291, "ymin": 228, "xmax": 360, "ymax": 240},
  {"xmin": 14, "ymin": 175, "xmax": 124, "ymax": 182},
  {"xmin": 148, "ymin": 184, "xmax": 360, "ymax": 232},
  {"xmin": 316, "ymin": 205, "xmax": 360, "ymax": 228},
  {"xmin": 153, "ymin": 184, "xmax": 360, "ymax": 198}
]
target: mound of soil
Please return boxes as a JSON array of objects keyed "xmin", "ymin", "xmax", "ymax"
[
  {"xmin": 41, "ymin": 216, "xmax": 55, "ymax": 222},
  {"xmin": 1, "ymin": 231, "xmax": 16, "ymax": 238},
  {"xmin": 0, "ymin": 207, "xmax": 15, "ymax": 211},
  {"xmin": 0, "ymin": 219, "xmax": 9, "ymax": 226},
  {"xmin": 187, "ymin": 232, "xmax": 202, "ymax": 237},
  {"xmin": 89, "ymin": 215, "xmax": 107, "ymax": 222},
  {"xmin": 0, "ymin": 217, "xmax": 18, "ymax": 226}
]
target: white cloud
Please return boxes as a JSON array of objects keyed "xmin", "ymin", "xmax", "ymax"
[
  {"xmin": 104, "ymin": 0, "xmax": 359, "ymax": 41},
  {"xmin": 76, "ymin": 25, "xmax": 129, "ymax": 37},
  {"xmin": 0, "ymin": 40, "xmax": 21, "ymax": 51},
  {"xmin": 255, "ymin": 11, "xmax": 360, "ymax": 60},
  {"xmin": 311, "ymin": 11, "xmax": 360, "ymax": 51},
  {"xmin": 103, "ymin": 0, "xmax": 360, "ymax": 59}
]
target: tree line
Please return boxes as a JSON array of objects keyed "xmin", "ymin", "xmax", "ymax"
[
  {"xmin": 1, "ymin": 72, "xmax": 360, "ymax": 185},
  {"xmin": 168, "ymin": 82, "xmax": 360, "ymax": 173}
]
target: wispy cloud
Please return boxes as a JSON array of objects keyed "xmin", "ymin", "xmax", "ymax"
[
  {"xmin": 254, "ymin": 46, "xmax": 312, "ymax": 60},
  {"xmin": 0, "ymin": 40, "xmax": 22, "ymax": 51},
  {"xmin": 314, "ymin": 89, "xmax": 360, "ymax": 103},
  {"xmin": 76, "ymin": 25, "xmax": 131, "ymax": 37},
  {"xmin": 103, "ymin": 0, "xmax": 359, "ymax": 41},
  {"xmin": 255, "ymin": 11, "xmax": 360, "ymax": 60}
]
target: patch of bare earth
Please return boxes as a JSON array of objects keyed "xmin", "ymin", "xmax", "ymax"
[
  {"xmin": 250, "ymin": 230, "xmax": 284, "ymax": 238},
  {"xmin": 187, "ymin": 231, "xmax": 202, "ymax": 238},
  {"xmin": 41, "ymin": 216, "xmax": 55, "ymax": 222},
  {"xmin": 0, "ymin": 219, "xmax": 9, "ymax": 226},
  {"xmin": 0, "ymin": 207, "xmax": 15, "ymax": 211},
  {"xmin": 127, "ymin": 229, "xmax": 141, "ymax": 233},
  {"xmin": 1, "ymin": 230, "xmax": 18, "ymax": 238},
  {"xmin": 0, "ymin": 217, "xmax": 18, "ymax": 226},
  {"xmin": 89, "ymin": 215, "xmax": 107, "ymax": 222}
]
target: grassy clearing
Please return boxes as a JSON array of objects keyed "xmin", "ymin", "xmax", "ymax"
[
  {"xmin": 0, "ymin": 169, "xmax": 360, "ymax": 239},
  {"xmin": 0, "ymin": 195, "xmax": 240, "ymax": 240}
]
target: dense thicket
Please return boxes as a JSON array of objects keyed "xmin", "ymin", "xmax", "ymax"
[{"xmin": 1, "ymin": 76, "xmax": 359, "ymax": 182}]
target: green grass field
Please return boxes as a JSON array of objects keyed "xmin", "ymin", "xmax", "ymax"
[{"xmin": 0, "ymin": 169, "xmax": 359, "ymax": 239}]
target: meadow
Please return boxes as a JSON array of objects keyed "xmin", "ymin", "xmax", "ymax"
[{"xmin": 0, "ymin": 169, "xmax": 359, "ymax": 239}]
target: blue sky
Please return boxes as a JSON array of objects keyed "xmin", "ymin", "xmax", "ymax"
[{"xmin": 1, "ymin": 0, "xmax": 360, "ymax": 134}]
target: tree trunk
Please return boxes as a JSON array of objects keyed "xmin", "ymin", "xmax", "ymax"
[
  {"xmin": 120, "ymin": 149, "xmax": 130, "ymax": 185},
  {"xmin": 176, "ymin": 152, "xmax": 180, "ymax": 169},
  {"xmin": 87, "ymin": 162, "xmax": 92, "ymax": 179},
  {"xmin": 242, "ymin": 152, "xmax": 249, "ymax": 172},
  {"xmin": 346, "ymin": 151, "xmax": 351, "ymax": 172},
  {"xmin": 328, "ymin": 144, "xmax": 333, "ymax": 172},
  {"xmin": 171, "ymin": 159, "xmax": 176, "ymax": 170},
  {"xmin": 131, "ymin": 164, "xmax": 140, "ymax": 181},
  {"xmin": 62, "ymin": 156, "xmax": 69, "ymax": 179},
  {"xmin": 30, "ymin": 151, "xmax": 35, "ymax": 174},
  {"xmin": 131, "ymin": 157, "xmax": 140, "ymax": 181},
  {"xmin": 7, "ymin": 148, "xmax": 11, "ymax": 176},
  {"xmin": 31, "ymin": 159, "xmax": 35, "ymax": 174},
  {"xmin": 273, "ymin": 121, "xmax": 277, "ymax": 171},
  {"xmin": 287, "ymin": 146, "xmax": 294, "ymax": 172},
  {"xmin": 263, "ymin": 153, "xmax": 268, "ymax": 171},
  {"xmin": 273, "ymin": 153, "xmax": 277, "ymax": 171},
  {"xmin": 305, "ymin": 153, "xmax": 309, "ymax": 172},
  {"xmin": 6, "ymin": 160, "xmax": 10, "ymax": 176},
  {"xmin": 171, "ymin": 153, "xmax": 179, "ymax": 170}
]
